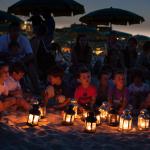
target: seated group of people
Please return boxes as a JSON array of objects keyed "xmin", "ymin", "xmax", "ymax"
[
  {"xmin": 0, "ymin": 59, "xmax": 150, "ymax": 119},
  {"xmin": 43, "ymin": 65, "xmax": 150, "ymax": 115}
]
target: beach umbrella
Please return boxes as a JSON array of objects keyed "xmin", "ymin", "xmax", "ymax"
[
  {"xmin": 8, "ymin": 0, "xmax": 85, "ymax": 17},
  {"xmin": 68, "ymin": 26, "xmax": 100, "ymax": 38},
  {"xmin": 0, "ymin": 10, "xmax": 23, "ymax": 23},
  {"xmin": 133, "ymin": 35, "xmax": 150, "ymax": 42},
  {"xmin": 79, "ymin": 7, "xmax": 144, "ymax": 26}
]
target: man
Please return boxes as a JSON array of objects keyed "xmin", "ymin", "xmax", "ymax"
[{"xmin": 0, "ymin": 22, "xmax": 41, "ymax": 94}]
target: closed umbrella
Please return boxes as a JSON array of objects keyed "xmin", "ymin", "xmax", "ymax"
[
  {"xmin": 8, "ymin": 0, "xmax": 85, "ymax": 17},
  {"xmin": 79, "ymin": 7, "xmax": 144, "ymax": 26}
]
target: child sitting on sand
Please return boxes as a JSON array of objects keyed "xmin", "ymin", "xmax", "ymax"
[
  {"xmin": 96, "ymin": 71, "xmax": 111, "ymax": 106},
  {"xmin": 43, "ymin": 66, "xmax": 70, "ymax": 110},
  {"xmin": 0, "ymin": 61, "xmax": 30, "ymax": 112},
  {"xmin": 128, "ymin": 69, "xmax": 150, "ymax": 110},
  {"xmin": 140, "ymin": 92, "xmax": 150, "ymax": 111},
  {"xmin": 108, "ymin": 70, "xmax": 128, "ymax": 114},
  {"xmin": 5, "ymin": 62, "xmax": 25, "ymax": 98},
  {"xmin": 74, "ymin": 67, "xmax": 97, "ymax": 109}
]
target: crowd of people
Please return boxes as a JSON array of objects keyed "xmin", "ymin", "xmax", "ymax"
[{"xmin": 0, "ymin": 15, "xmax": 150, "ymax": 117}]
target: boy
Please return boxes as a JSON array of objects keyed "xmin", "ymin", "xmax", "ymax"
[
  {"xmin": 128, "ymin": 69, "xmax": 150, "ymax": 110},
  {"xmin": 108, "ymin": 71, "xmax": 128, "ymax": 114},
  {"xmin": 96, "ymin": 71, "xmax": 111, "ymax": 106},
  {"xmin": 0, "ymin": 61, "xmax": 30, "ymax": 112},
  {"xmin": 74, "ymin": 68, "xmax": 97, "ymax": 108},
  {"xmin": 5, "ymin": 62, "xmax": 25, "ymax": 98},
  {"xmin": 43, "ymin": 66, "xmax": 70, "ymax": 110}
]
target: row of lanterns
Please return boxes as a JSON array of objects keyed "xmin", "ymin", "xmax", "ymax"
[{"xmin": 27, "ymin": 99, "xmax": 150, "ymax": 133}]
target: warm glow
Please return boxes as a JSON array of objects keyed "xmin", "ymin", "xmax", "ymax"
[
  {"xmin": 86, "ymin": 122, "xmax": 96, "ymax": 132},
  {"xmin": 100, "ymin": 109, "xmax": 108, "ymax": 120},
  {"xmin": 39, "ymin": 107, "xmax": 46, "ymax": 118},
  {"xmin": 96, "ymin": 115, "xmax": 101, "ymax": 125},
  {"xmin": 62, "ymin": 47, "xmax": 71, "ymax": 52},
  {"xmin": 83, "ymin": 110, "xmax": 89, "ymax": 119},
  {"xmin": 63, "ymin": 113, "xmax": 75, "ymax": 124},
  {"xmin": 28, "ymin": 114, "xmax": 40, "ymax": 125},
  {"xmin": 119, "ymin": 117, "xmax": 132, "ymax": 131},
  {"xmin": 138, "ymin": 117, "xmax": 149, "ymax": 130},
  {"xmin": 73, "ymin": 105, "xmax": 78, "ymax": 118}
]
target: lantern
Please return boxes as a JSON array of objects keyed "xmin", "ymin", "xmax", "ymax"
[
  {"xmin": 62, "ymin": 105, "xmax": 75, "ymax": 125},
  {"xmin": 27, "ymin": 104, "xmax": 40, "ymax": 126},
  {"xmin": 107, "ymin": 106, "xmax": 119, "ymax": 126},
  {"xmin": 82, "ymin": 104, "xmax": 91, "ymax": 121},
  {"xmin": 99, "ymin": 101, "xmax": 109, "ymax": 121},
  {"xmin": 94, "ymin": 109, "xmax": 101, "ymax": 126},
  {"xmin": 85, "ymin": 112, "xmax": 97, "ymax": 133},
  {"xmin": 39, "ymin": 104, "xmax": 46, "ymax": 119},
  {"xmin": 71, "ymin": 99, "xmax": 78, "ymax": 118},
  {"xmin": 119, "ymin": 109, "xmax": 132, "ymax": 131},
  {"xmin": 138, "ymin": 109, "xmax": 149, "ymax": 130}
]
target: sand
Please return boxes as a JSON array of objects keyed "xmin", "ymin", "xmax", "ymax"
[{"xmin": 0, "ymin": 112, "xmax": 150, "ymax": 150}]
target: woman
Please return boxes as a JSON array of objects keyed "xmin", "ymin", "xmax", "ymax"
[{"xmin": 71, "ymin": 34, "xmax": 92, "ymax": 68}]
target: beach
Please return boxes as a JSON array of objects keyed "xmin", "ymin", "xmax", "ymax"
[{"xmin": 0, "ymin": 112, "xmax": 150, "ymax": 150}]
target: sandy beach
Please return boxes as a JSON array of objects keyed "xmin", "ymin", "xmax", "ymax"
[{"xmin": 0, "ymin": 112, "xmax": 149, "ymax": 150}]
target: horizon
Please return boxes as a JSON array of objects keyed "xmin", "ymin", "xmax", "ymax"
[{"xmin": 0, "ymin": 0, "xmax": 150, "ymax": 37}]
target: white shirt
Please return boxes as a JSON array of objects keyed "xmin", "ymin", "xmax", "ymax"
[
  {"xmin": 5, "ymin": 76, "xmax": 21, "ymax": 92},
  {"xmin": 0, "ymin": 82, "xmax": 8, "ymax": 96},
  {"xmin": 0, "ymin": 34, "xmax": 33, "ymax": 54},
  {"xmin": 128, "ymin": 83, "xmax": 150, "ymax": 93}
]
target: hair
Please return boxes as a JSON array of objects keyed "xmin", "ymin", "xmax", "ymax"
[
  {"xmin": 128, "ymin": 37, "xmax": 137, "ymax": 45},
  {"xmin": 130, "ymin": 69, "xmax": 144, "ymax": 82},
  {"xmin": 8, "ymin": 22, "xmax": 21, "ymax": 31},
  {"xmin": 0, "ymin": 61, "xmax": 8, "ymax": 70},
  {"xmin": 9, "ymin": 41, "xmax": 20, "ymax": 49},
  {"xmin": 47, "ymin": 66, "xmax": 64, "ymax": 78},
  {"xmin": 51, "ymin": 42, "xmax": 61, "ymax": 52},
  {"xmin": 98, "ymin": 70, "xmax": 110, "ymax": 80},
  {"xmin": 143, "ymin": 41, "xmax": 150, "ymax": 53},
  {"xmin": 77, "ymin": 66, "xmax": 90, "ymax": 79},
  {"xmin": 112, "ymin": 70, "xmax": 125, "ymax": 80},
  {"xmin": 76, "ymin": 34, "xmax": 88, "ymax": 46},
  {"xmin": 9, "ymin": 62, "xmax": 25, "ymax": 74}
]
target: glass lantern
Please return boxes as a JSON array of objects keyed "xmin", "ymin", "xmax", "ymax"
[
  {"xmin": 85, "ymin": 112, "xmax": 97, "ymax": 133},
  {"xmin": 119, "ymin": 109, "xmax": 132, "ymax": 131},
  {"xmin": 94, "ymin": 109, "xmax": 101, "ymax": 126},
  {"xmin": 82, "ymin": 104, "xmax": 90, "ymax": 121},
  {"xmin": 99, "ymin": 101, "xmax": 109, "ymax": 121},
  {"xmin": 27, "ymin": 105, "xmax": 40, "ymax": 126},
  {"xmin": 39, "ymin": 104, "xmax": 46, "ymax": 119},
  {"xmin": 138, "ymin": 109, "xmax": 149, "ymax": 130},
  {"xmin": 107, "ymin": 106, "xmax": 119, "ymax": 126},
  {"xmin": 62, "ymin": 105, "xmax": 75, "ymax": 125},
  {"xmin": 71, "ymin": 99, "xmax": 78, "ymax": 118}
]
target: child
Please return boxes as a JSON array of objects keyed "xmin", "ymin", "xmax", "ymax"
[
  {"xmin": 0, "ymin": 61, "xmax": 30, "ymax": 112},
  {"xmin": 43, "ymin": 66, "xmax": 70, "ymax": 110},
  {"xmin": 140, "ymin": 92, "xmax": 150, "ymax": 111},
  {"xmin": 8, "ymin": 41, "xmax": 25, "ymax": 63},
  {"xmin": 5, "ymin": 62, "xmax": 25, "ymax": 98},
  {"xmin": 96, "ymin": 71, "xmax": 111, "ymax": 106},
  {"xmin": 128, "ymin": 69, "xmax": 150, "ymax": 110},
  {"xmin": 108, "ymin": 71, "xmax": 128, "ymax": 114},
  {"xmin": 74, "ymin": 68, "xmax": 97, "ymax": 108}
]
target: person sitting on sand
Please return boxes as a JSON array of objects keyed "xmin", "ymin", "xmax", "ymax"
[
  {"xmin": 140, "ymin": 92, "xmax": 150, "ymax": 111},
  {"xmin": 108, "ymin": 70, "xmax": 128, "ymax": 114},
  {"xmin": 5, "ymin": 62, "xmax": 26, "ymax": 98},
  {"xmin": 0, "ymin": 61, "xmax": 30, "ymax": 113},
  {"xmin": 43, "ymin": 66, "xmax": 70, "ymax": 110},
  {"xmin": 128, "ymin": 69, "xmax": 150, "ymax": 110},
  {"xmin": 74, "ymin": 67, "xmax": 97, "ymax": 109},
  {"xmin": 96, "ymin": 71, "xmax": 111, "ymax": 106}
]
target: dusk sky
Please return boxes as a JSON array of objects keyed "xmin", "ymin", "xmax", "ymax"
[{"xmin": 0, "ymin": 0, "xmax": 150, "ymax": 36}]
